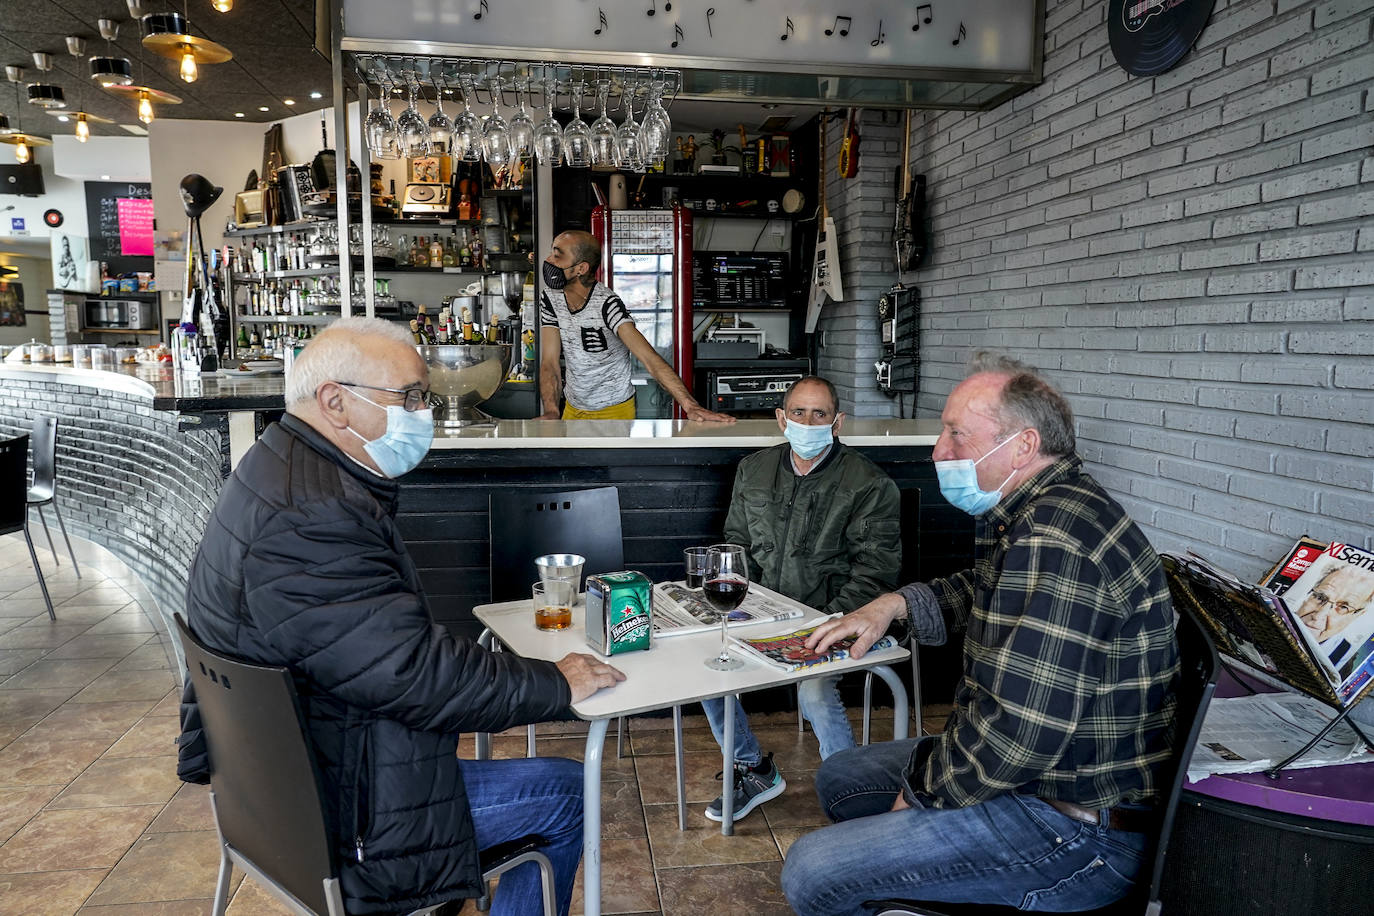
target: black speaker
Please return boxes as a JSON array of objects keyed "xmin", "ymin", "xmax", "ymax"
[{"xmin": 0, "ymin": 164, "xmax": 45, "ymax": 197}]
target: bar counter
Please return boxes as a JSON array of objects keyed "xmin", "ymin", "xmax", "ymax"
[{"xmin": 0, "ymin": 363, "xmax": 971, "ymax": 698}]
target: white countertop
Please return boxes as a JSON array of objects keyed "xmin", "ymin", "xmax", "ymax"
[{"xmin": 432, "ymin": 418, "xmax": 942, "ymax": 449}]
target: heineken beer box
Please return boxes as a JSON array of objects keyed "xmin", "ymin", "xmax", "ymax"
[{"xmin": 585, "ymin": 571, "xmax": 653, "ymax": 655}]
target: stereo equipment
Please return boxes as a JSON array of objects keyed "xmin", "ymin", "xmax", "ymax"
[{"xmin": 706, "ymin": 370, "xmax": 804, "ymax": 413}]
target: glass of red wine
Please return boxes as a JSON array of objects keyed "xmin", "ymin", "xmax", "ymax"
[{"xmin": 703, "ymin": 543, "xmax": 748, "ymax": 671}]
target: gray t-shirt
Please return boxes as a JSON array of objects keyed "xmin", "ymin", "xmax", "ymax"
[{"xmin": 540, "ymin": 282, "xmax": 635, "ymax": 411}]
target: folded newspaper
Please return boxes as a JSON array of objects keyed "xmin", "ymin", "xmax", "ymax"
[
  {"xmin": 1186, "ymin": 691, "xmax": 1373, "ymax": 782},
  {"xmin": 650, "ymin": 581, "xmax": 805, "ymax": 638}
]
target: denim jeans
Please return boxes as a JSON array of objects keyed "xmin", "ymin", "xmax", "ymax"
[
  {"xmin": 458, "ymin": 756, "xmax": 583, "ymax": 916},
  {"xmin": 781, "ymin": 739, "xmax": 1149, "ymax": 915},
  {"xmin": 701, "ymin": 673, "xmax": 855, "ymax": 766}
]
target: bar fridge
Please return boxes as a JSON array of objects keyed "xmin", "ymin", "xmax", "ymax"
[{"xmin": 590, "ymin": 206, "xmax": 695, "ymax": 419}]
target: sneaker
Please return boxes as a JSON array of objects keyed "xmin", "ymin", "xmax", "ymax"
[{"xmin": 704, "ymin": 752, "xmax": 786, "ymax": 822}]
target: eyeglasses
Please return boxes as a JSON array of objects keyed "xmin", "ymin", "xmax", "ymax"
[
  {"xmin": 1307, "ymin": 589, "xmax": 1360, "ymax": 617},
  {"xmin": 340, "ymin": 382, "xmax": 431, "ymax": 412}
]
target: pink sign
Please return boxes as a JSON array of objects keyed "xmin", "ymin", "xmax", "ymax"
[{"xmin": 116, "ymin": 197, "xmax": 154, "ymax": 256}]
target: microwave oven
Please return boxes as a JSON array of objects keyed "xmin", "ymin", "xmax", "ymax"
[{"xmin": 84, "ymin": 298, "xmax": 159, "ymax": 330}]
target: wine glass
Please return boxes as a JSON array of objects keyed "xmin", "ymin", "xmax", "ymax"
[
  {"xmin": 684, "ymin": 547, "xmax": 709, "ymax": 591},
  {"xmin": 482, "ymin": 77, "xmax": 514, "ymax": 170},
  {"xmin": 639, "ymin": 80, "xmax": 672, "ymax": 168},
  {"xmin": 364, "ymin": 73, "xmax": 400, "ymax": 160},
  {"xmin": 427, "ymin": 73, "xmax": 455, "ymax": 155},
  {"xmin": 508, "ymin": 78, "xmax": 536, "ymax": 161},
  {"xmin": 396, "ymin": 72, "xmax": 430, "ymax": 159},
  {"xmin": 452, "ymin": 74, "xmax": 482, "ymax": 163},
  {"xmin": 614, "ymin": 94, "xmax": 646, "ymax": 172},
  {"xmin": 562, "ymin": 81, "xmax": 592, "ymax": 168},
  {"xmin": 533, "ymin": 79, "xmax": 564, "ymax": 166},
  {"xmin": 703, "ymin": 544, "xmax": 748, "ymax": 671},
  {"xmin": 589, "ymin": 79, "xmax": 617, "ymax": 167}
]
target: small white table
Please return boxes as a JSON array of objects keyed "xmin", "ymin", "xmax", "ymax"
[{"xmin": 473, "ymin": 586, "xmax": 910, "ymax": 916}]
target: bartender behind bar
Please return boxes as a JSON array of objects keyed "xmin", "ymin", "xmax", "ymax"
[{"xmin": 539, "ymin": 230, "xmax": 734, "ymax": 422}]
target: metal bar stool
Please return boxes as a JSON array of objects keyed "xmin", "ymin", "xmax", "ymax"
[
  {"xmin": 26, "ymin": 415, "xmax": 80, "ymax": 578},
  {"xmin": 1, "ymin": 434, "xmax": 56, "ymax": 620}
]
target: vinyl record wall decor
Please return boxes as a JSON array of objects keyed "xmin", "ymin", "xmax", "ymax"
[{"xmin": 1108, "ymin": 0, "xmax": 1216, "ymax": 76}]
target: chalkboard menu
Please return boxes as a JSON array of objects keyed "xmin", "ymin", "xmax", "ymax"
[{"xmin": 84, "ymin": 180, "xmax": 153, "ymax": 263}]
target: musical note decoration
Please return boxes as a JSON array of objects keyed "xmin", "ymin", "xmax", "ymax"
[
  {"xmin": 871, "ymin": 18, "xmax": 886, "ymax": 46},
  {"xmin": 474, "ymin": 0, "xmax": 488, "ymax": 20},
  {"xmin": 671, "ymin": 23, "xmax": 685, "ymax": 47},
  {"xmin": 952, "ymin": 20, "xmax": 966, "ymax": 45},
  {"xmin": 912, "ymin": 4, "xmax": 933, "ymax": 31},
  {"xmin": 646, "ymin": 0, "xmax": 655, "ymax": 16},
  {"xmin": 594, "ymin": 7, "xmax": 608, "ymax": 35},
  {"xmin": 706, "ymin": 6, "xmax": 715, "ymax": 37},
  {"xmin": 665, "ymin": 1, "xmax": 672, "ymax": 9},
  {"xmin": 826, "ymin": 15, "xmax": 851, "ymax": 37},
  {"xmin": 780, "ymin": 16, "xmax": 795, "ymax": 40}
]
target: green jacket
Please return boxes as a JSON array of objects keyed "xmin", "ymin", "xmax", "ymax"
[{"xmin": 723, "ymin": 441, "xmax": 902, "ymax": 614}]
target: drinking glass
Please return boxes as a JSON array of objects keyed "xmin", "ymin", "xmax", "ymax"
[
  {"xmin": 533, "ymin": 578, "xmax": 575, "ymax": 631},
  {"xmin": 614, "ymin": 95, "xmax": 646, "ymax": 172},
  {"xmin": 639, "ymin": 80, "xmax": 672, "ymax": 167},
  {"xmin": 364, "ymin": 73, "xmax": 400, "ymax": 160},
  {"xmin": 683, "ymin": 547, "xmax": 709, "ymax": 590},
  {"xmin": 533, "ymin": 80, "xmax": 564, "ymax": 166},
  {"xmin": 452, "ymin": 75, "xmax": 482, "ymax": 163},
  {"xmin": 508, "ymin": 78, "xmax": 536, "ymax": 160},
  {"xmin": 396, "ymin": 73, "xmax": 430, "ymax": 159},
  {"xmin": 482, "ymin": 77, "xmax": 514, "ymax": 170},
  {"xmin": 589, "ymin": 79, "xmax": 617, "ymax": 167},
  {"xmin": 562, "ymin": 82, "xmax": 592, "ymax": 168},
  {"xmin": 703, "ymin": 544, "xmax": 748, "ymax": 671},
  {"xmin": 427, "ymin": 74, "xmax": 455, "ymax": 155}
]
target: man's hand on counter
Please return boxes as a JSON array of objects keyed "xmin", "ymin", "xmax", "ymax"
[
  {"xmin": 557, "ymin": 652, "xmax": 627, "ymax": 702},
  {"xmin": 684, "ymin": 404, "xmax": 738, "ymax": 423},
  {"xmin": 539, "ymin": 409, "xmax": 561, "ymax": 420}
]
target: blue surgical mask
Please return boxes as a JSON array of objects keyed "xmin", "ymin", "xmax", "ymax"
[
  {"xmin": 345, "ymin": 388, "xmax": 434, "ymax": 478},
  {"xmin": 783, "ymin": 418, "xmax": 835, "ymax": 460},
  {"xmin": 934, "ymin": 431, "xmax": 1026, "ymax": 516}
]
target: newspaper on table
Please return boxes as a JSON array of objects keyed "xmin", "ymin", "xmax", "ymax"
[
  {"xmin": 1186, "ymin": 691, "xmax": 1374, "ymax": 783},
  {"xmin": 650, "ymin": 580, "xmax": 805, "ymax": 638}
]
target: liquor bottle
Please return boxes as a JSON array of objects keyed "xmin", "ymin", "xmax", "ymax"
[
  {"xmin": 424, "ymin": 317, "xmax": 438, "ymax": 345},
  {"xmin": 409, "ymin": 319, "xmax": 423, "ymax": 344},
  {"xmin": 430, "ymin": 235, "xmax": 443, "ymax": 269},
  {"xmin": 442, "ymin": 231, "xmax": 457, "ymax": 268},
  {"xmin": 471, "ymin": 231, "xmax": 484, "ymax": 272},
  {"xmin": 459, "ymin": 230, "xmax": 473, "ymax": 270},
  {"xmin": 236, "ymin": 322, "xmax": 250, "ymax": 352},
  {"xmin": 485, "ymin": 314, "xmax": 499, "ymax": 344},
  {"xmin": 414, "ymin": 236, "xmax": 429, "ymax": 268},
  {"xmin": 389, "ymin": 179, "xmax": 400, "ymax": 219},
  {"xmin": 461, "ymin": 307, "xmax": 475, "ymax": 343}
]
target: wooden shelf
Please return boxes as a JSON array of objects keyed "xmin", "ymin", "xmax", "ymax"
[{"xmin": 236, "ymin": 314, "xmax": 336, "ymax": 325}]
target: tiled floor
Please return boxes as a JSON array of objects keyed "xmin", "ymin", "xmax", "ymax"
[{"xmin": 0, "ymin": 531, "xmax": 949, "ymax": 916}]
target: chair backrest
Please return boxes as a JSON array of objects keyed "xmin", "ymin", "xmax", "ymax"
[
  {"xmin": 898, "ymin": 487, "xmax": 921, "ymax": 584},
  {"xmin": 175, "ymin": 614, "xmax": 338, "ymax": 915},
  {"xmin": 0, "ymin": 435, "xmax": 28, "ymax": 536},
  {"xmin": 488, "ymin": 486, "xmax": 625, "ymax": 603},
  {"xmin": 1142, "ymin": 599, "xmax": 1220, "ymax": 906},
  {"xmin": 28, "ymin": 415, "xmax": 58, "ymax": 499}
]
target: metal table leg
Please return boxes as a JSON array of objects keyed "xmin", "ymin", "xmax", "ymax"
[
  {"xmin": 673, "ymin": 705, "xmax": 686, "ymax": 830},
  {"xmin": 582, "ymin": 718, "xmax": 611, "ymax": 916},
  {"xmin": 721, "ymin": 694, "xmax": 735, "ymax": 836}
]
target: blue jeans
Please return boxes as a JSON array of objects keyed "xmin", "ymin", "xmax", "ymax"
[
  {"xmin": 459, "ymin": 756, "xmax": 583, "ymax": 916},
  {"xmin": 701, "ymin": 673, "xmax": 856, "ymax": 766},
  {"xmin": 781, "ymin": 738, "xmax": 1149, "ymax": 915}
]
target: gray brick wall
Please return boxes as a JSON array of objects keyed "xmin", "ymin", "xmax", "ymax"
[
  {"xmin": 827, "ymin": 0, "xmax": 1374, "ymax": 578},
  {"xmin": 1, "ymin": 373, "xmax": 224, "ymax": 663}
]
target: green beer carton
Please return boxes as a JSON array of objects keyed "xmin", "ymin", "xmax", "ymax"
[{"xmin": 585, "ymin": 570, "xmax": 653, "ymax": 655}]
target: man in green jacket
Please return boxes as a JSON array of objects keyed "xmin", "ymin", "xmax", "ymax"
[{"xmin": 702, "ymin": 376, "xmax": 902, "ymax": 822}]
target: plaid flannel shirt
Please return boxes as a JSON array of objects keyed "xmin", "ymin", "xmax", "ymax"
[{"xmin": 911, "ymin": 455, "xmax": 1179, "ymax": 810}]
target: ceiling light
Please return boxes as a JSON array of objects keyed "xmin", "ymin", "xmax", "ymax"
[
  {"xmin": 104, "ymin": 83, "xmax": 183, "ymax": 122},
  {"xmin": 76, "ymin": 113, "xmax": 90, "ymax": 142},
  {"xmin": 234, "ymin": 111, "xmax": 244, "ymax": 118},
  {"xmin": 212, "ymin": 0, "xmax": 233, "ymax": 11},
  {"xmin": 284, "ymin": 99, "xmax": 295, "ymax": 106},
  {"xmin": 310, "ymin": 91, "xmax": 323, "ymax": 99},
  {"xmin": 126, "ymin": 0, "xmax": 148, "ymax": 17},
  {"xmin": 90, "ymin": 56, "xmax": 135, "ymax": 87},
  {"xmin": 14, "ymin": 138, "xmax": 30, "ymax": 164},
  {"xmin": 27, "ymin": 84, "xmax": 68, "ymax": 109},
  {"xmin": 142, "ymin": 13, "xmax": 232, "ymax": 84},
  {"xmin": 101, "ymin": 174, "xmax": 110, "ymax": 180},
  {"xmin": 57, "ymin": 115, "xmax": 70, "ymax": 122},
  {"xmin": 99, "ymin": 18, "xmax": 120, "ymax": 41},
  {"xmin": 258, "ymin": 105, "xmax": 269, "ymax": 112},
  {"xmin": 139, "ymin": 90, "xmax": 154, "ymax": 124},
  {"xmin": 66, "ymin": 36, "xmax": 87, "ymax": 57}
]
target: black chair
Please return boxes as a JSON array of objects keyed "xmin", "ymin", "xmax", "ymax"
[
  {"xmin": 1, "ymin": 434, "xmax": 56, "ymax": 620},
  {"xmin": 26, "ymin": 415, "xmax": 80, "ymax": 578},
  {"xmin": 863, "ymin": 600, "xmax": 1219, "ymax": 916},
  {"xmin": 175, "ymin": 615, "xmax": 556, "ymax": 916},
  {"xmin": 488, "ymin": 485, "xmax": 625, "ymax": 602}
]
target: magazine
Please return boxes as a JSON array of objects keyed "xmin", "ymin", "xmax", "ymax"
[
  {"xmin": 650, "ymin": 580, "xmax": 806, "ymax": 638},
  {"xmin": 1258, "ymin": 535, "xmax": 1327, "ymax": 598},
  {"xmin": 1162, "ymin": 545, "xmax": 1374, "ymax": 708},
  {"xmin": 1186, "ymin": 692, "xmax": 1371, "ymax": 782},
  {"xmin": 730, "ymin": 623, "xmax": 899, "ymax": 672}
]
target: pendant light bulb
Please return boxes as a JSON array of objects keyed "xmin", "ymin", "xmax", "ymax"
[
  {"xmin": 212, "ymin": 0, "xmax": 233, "ymax": 11},
  {"xmin": 179, "ymin": 47, "xmax": 198, "ymax": 83},
  {"xmin": 76, "ymin": 114, "xmax": 90, "ymax": 142},
  {"xmin": 138, "ymin": 91, "xmax": 154, "ymax": 124},
  {"xmin": 15, "ymin": 138, "xmax": 30, "ymax": 164}
]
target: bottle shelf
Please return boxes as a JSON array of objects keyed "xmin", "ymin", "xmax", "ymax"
[{"xmin": 235, "ymin": 314, "xmax": 337, "ymax": 325}]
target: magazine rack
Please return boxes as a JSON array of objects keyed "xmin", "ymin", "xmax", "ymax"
[{"xmin": 1162, "ymin": 554, "xmax": 1373, "ymax": 777}]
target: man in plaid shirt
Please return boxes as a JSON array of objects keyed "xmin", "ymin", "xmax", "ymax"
[{"xmin": 782, "ymin": 352, "xmax": 1179, "ymax": 915}]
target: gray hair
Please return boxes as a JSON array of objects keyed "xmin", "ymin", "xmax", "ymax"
[
  {"xmin": 783, "ymin": 375, "xmax": 840, "ymax": 415},
  {"xmin": 967, "ymin": 350, "xmax": 1076, "ymax": 457},
  {"xmin": 285, "ymin": 316, "xmax": 416, "ymax": 412}
]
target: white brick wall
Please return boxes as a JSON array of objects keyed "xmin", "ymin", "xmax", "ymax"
[{"xmin": 828, "ymin": 0, "xmax": 1374, "ymax": 577}]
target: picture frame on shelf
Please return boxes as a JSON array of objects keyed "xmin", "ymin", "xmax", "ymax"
[
  {"xmin": 767, "ymin": 134, "xmax": 792, "ymax": 177},
  {"xmin": 408, "ymin": 155, "xmax": 450, "ymax": 184}
]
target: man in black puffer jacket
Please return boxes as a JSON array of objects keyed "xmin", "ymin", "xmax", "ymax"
[{"xmin": 176, "ymin": 318, "xmax": 624, "ymax": 916}]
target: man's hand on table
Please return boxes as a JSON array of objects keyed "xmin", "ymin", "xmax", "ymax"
[
  {"xmin": 804, "ymin": 593, "xmax": 906, "ymax": 659},
  {"xmin": 557, "ymin": 652, "xmax": 627, "ymax": 702},
  {"xmin": 684, "ymin": 404, "xmax": 737, "ymax": 423}
]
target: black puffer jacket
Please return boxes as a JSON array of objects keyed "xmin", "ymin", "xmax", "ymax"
[{"xmin": 176, "ymin": 415, "xmax": 571, "ymax": 914}]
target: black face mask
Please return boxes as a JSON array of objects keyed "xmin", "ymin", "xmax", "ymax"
[{"xmin": 543, "ymin": 260, "xmax": 572, "ymax": 290}]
